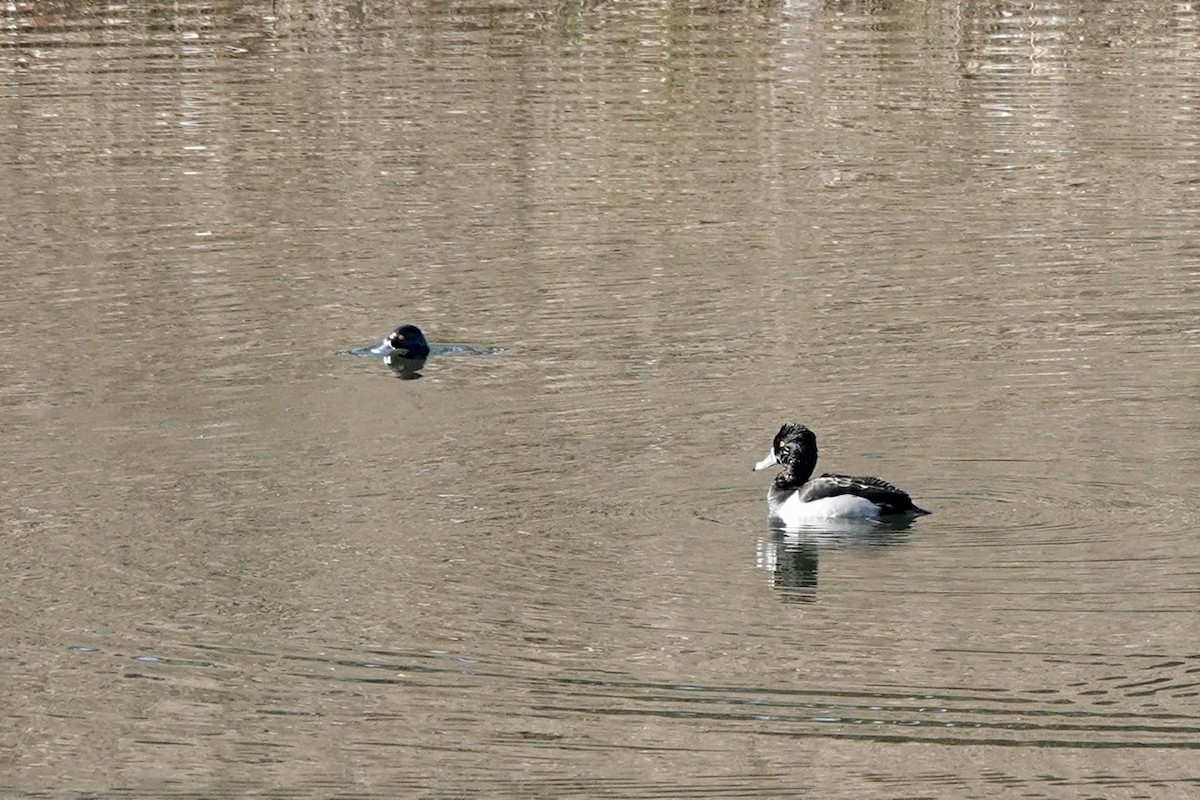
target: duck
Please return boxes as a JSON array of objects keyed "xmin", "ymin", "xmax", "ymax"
[
  {"xmin": 349, "ymin": 323, "xmax": 504, "ymax": 379},
  {"xmin": 348, "ymin": 323, "xmax": 430, "ymax": 379},
  {"xmin": 753, "ymin": 423, "xmax": 930, "ymax": 522},
  {"xmin": 348, "ymin": 323, "xmax": 431, "ymax": 360},
  {"xmin": 351, "ymin": 324, "xmax": 506, "ymax": 360},
  {"xmin": 381, "ymin": 323, "xmax": 434, "ymax": 362}
]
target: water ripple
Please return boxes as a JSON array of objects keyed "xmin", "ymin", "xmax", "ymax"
[{"xmin": 124, "ymin": 642, "xmax": 1200, "ymax": 753}]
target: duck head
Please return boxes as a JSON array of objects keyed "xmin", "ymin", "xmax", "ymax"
[
  {"xmin": 386, "ymin": 324, "xmax": 431, "ymax": 359},
  {"xmin": 753, "ymin": 423, "xmax": 819, "ymax": 483}
]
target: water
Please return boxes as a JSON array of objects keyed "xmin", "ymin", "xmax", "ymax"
[{"xmin": 3, "ymin": 1, "xmax": 1199, "ymax": 797}]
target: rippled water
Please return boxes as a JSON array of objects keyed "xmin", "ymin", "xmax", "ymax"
[{"xmin": 3, "ymin": 1, "xmax": 1199, "ymax": 797}]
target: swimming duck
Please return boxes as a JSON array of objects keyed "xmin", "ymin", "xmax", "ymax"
[
  {"xmin": 349, "ymin": 323, "xmax": 432, "ymax": 360},
  {"xmin": 381, "ymin": 326, "xmax": 434, "ymax": 359},
  {"xmin": 349, "ymin": 324, "xmax": 504, "ymax": 379},
  {"xmin": 349, "ymin": 323, "xmax": 430, "ymax": 379},
  {"xmin": 350, "ymin": 324, "xmax": 505, "ymax": 361},
  {"xmin": 753, "ymin": 423, "xmax": 929, "ymax": 522}
]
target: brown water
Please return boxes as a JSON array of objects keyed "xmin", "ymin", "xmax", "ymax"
[{"xmin": 3, "ymin": 1, "xmax": 1199, "ymax": 797}]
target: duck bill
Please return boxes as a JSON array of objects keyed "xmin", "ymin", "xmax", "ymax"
[{"xmin": 752, "ymin": 451, "xmax": 779, "ymax": 471}]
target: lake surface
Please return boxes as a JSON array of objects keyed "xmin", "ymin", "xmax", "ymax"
[{"xmin": 3, "ymin": 1, "xmax": 1199, "ymax": 797}]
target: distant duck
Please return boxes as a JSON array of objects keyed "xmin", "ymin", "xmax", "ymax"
[
  {"xmin": 349, "ymin": 323, "xmax": 430, "ymax": 379},
  {"xmin": 385, "ymin": 324, "xmax": 432, "ymax": 359},
  {"xmin": 349, "ymin": 323, "xmax": 502, "ymax": 379},
  {"xmin": 353, "ymin": 324, "xmax": 431, "ymax": 360},
  {"xmin": 753, "ymin": 423, "xmax": 930, "ymax": 523}
]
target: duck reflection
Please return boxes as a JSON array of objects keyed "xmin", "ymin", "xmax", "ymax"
[
  {"xmin": 757, "ymin": 516, "xmax": 916, "ymax": 603},
  {"xmin": 758, "ymin": 535, "xmax": 820, "ymax": 603},
  {"xmin": 382, "ymin": 352, "xmax": 427, "ymax": 380}
]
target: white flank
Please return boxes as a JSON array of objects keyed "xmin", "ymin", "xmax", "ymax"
[{"xmin": 772, "ymin": 492, "xmax": 882, "ymax": 521}]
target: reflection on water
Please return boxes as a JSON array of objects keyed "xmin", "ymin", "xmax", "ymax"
[
  {"xmin": 757, "ymin": 518, "xmax": 916, "ymax": 603},
  {"xmin": 760, "ymin": 534, "xmax": 821, "ymax": 602},
  {"xmin": 4, "ymin": 0, "xmax": 1200, "ymax": 797}
]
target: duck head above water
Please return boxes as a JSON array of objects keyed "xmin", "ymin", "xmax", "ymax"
[{"xmin": 386, "ymin": 324, "xmax": 431, "ymax": 359}]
